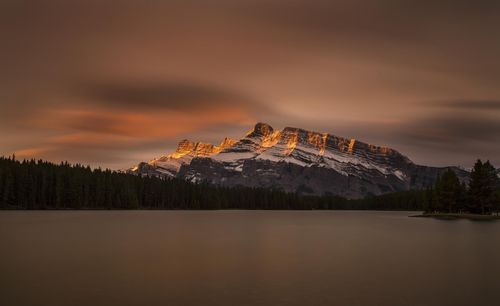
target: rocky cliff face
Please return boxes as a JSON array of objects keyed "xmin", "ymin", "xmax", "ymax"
[
  {"xmin": 132, "ymin": 137, "xmax": 237, "ymax": 177},
  {"xmin": 130, "ymin": 122, "xmax": 469, "ymax": 199}
]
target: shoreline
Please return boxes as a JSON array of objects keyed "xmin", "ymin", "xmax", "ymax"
[{"xmin": 410, "ymin": 213, "xmax": 500, "ymax": 221}]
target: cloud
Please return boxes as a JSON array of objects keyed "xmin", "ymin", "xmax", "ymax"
[
  {"xmin": 1, "ymin": 0, "xmax": 500, "ymax": 168},
  {"xmin": 74, "ymin": 80, "xmax": 261, "ymax": 111},
  {"xmin": 6, "ymin": 79, "xmax": 265, "ymax": 168},
  {"xmin": 401, "ymin": 115, "xmax": 500, "ymax": 145},
  {"xmin": 434, "ymin": 100, "xmax": 500, "ymax": 111},
  {"xmin": 385, "ymin": 108, "xmax": 500, "ymax": 166},
  {"xmin": 45, "ymin": 107, "xmax": 254, "ymax": 138}
]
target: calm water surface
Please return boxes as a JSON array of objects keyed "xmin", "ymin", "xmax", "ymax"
[{"xmin": 1, "ymin": 211, "xmax": 499, "ymax": 306}]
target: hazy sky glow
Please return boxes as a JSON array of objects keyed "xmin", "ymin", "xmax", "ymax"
[{"xmin": 1, "ymin": 0, "xmax": 499, "ymax": 169}]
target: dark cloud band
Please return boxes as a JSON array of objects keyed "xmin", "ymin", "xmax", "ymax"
[
  {"xmin": 75, "ymin": 81, "xmax": 259, "ymax": 110},
  {"xmin": 435, "ymin": 100, "xmax": 500, "ymax": 110}
]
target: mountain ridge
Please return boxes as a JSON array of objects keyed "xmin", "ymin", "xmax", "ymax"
[{"xmin": 130, "ymin": 122, "xmax": 469, "ymax": 198}]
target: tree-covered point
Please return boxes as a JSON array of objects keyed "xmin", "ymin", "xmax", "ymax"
[{"xmin": 426, "ymin": 160, "xmax": 500, "ymax": 215}]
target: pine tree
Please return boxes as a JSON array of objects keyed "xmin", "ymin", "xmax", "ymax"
[
  {"xmin": 468, "ymin": 160, "xmax": 498, "ymax": 215},
  {"xmin": 456, "ymin": 182, "xmax": 467, "ymax": 213},
  {"xmin": 494, "ymin": 189, "xmax": 500, "ymax": 216},
  {"xmin": 431, "ymin": 175, "xmax": 442, "ymax": 212},
  {"xmin": 435, "ymin": 169, "xmax": 461, "ymax": 213}
]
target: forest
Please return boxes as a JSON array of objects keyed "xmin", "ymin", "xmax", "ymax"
[{"xmin": 0, "ymin": 156, "xmax": 498, "ymax": 213}]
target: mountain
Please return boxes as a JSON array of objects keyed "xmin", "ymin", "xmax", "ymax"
[{"xmin": 129, "ymin": 122, "xmax": 469, "ymax": 199}]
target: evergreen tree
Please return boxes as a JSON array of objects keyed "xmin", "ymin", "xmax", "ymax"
[
  {"xmin": 468, "ymin": 160, "xmax": 498, "ymax": 214},
  {"xmin": 456, "ymin": 182, "xmax": 467, "ymax": 213},
  {"xmin": 484, "ymin": 161, "xmax": 499, "ymax": 214},
  {"xmin": 435, "ymin": 170, "xmax": 461, "ymax": 213},
  {"xmin": 424, "ymin": 187, "xmax": 439, "ymax": 213},
  {"xmin": 494, "ymin": 189, "xmax": 500, "ymax": 216},
  {"xmin": 431, "ymin": 176, "xmax": 442, "ymax": 212}
]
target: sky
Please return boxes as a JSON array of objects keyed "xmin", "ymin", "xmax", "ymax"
[{"xmin": 1, "ymin": 0, "xmax": 499, "ymax": 169}]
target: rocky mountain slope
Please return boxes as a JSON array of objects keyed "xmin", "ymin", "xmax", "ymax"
[{"xmin": 130, "ymin": 122, "xmax": 469, "ymax": 198}]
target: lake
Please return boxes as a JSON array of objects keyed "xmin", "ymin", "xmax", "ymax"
[{"xmin": 1, "ymin": 211, "xmax": 499, "ymax": 306}]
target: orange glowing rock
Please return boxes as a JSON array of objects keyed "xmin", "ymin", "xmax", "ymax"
[
  {"xmin": 167, "ymin": 137, "xmax": 237, "ymax": 159},
  {"xmin": 284, "ymin": 129, "xmax": 298, "ymax": 155},
  {"xmin": 168, "ymin": 139, "xmax": 197, "ymax": 159},
  {"xmin": 193, "ymin": 143, "xmax": 217, "ymax": 156},
  {"xmin": 218, "ymin": 137, "xmax": 237, "ymax": 150},
  {"xmin": 379, "ymin": 146, "xmax": 393, "ymax": 155},
  {"xmin": 307, "ymin": 131, "xmax": 328, "ymax": 155},
  {"xmin": 261, "ymin": 130, "xmax": 282, "ymax": 149},
  {"xmin": 348, "ymin": 139, "xmax": 356, "ymax": 154}
]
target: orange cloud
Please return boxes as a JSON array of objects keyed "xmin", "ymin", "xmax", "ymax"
[
  {"xmin": 29, "ymin": 105, "xmax": 254, "ymax": 138},
  {"xmin": 15, "ymin": 147, "xmax": 54, "ymax": 160},
  {"xmin": 13, "ymin": 104, "xmax": 256, "ymax": 167}
]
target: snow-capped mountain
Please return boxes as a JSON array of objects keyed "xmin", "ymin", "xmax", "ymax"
[{"xmin": 130, "ymin": 122, "xmax": 469, "ymax": 198}]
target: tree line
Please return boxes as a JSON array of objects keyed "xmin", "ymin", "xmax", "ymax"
[{"xmin": 0, "ymin": 156, "xmax": 498, "ymax": 212}]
